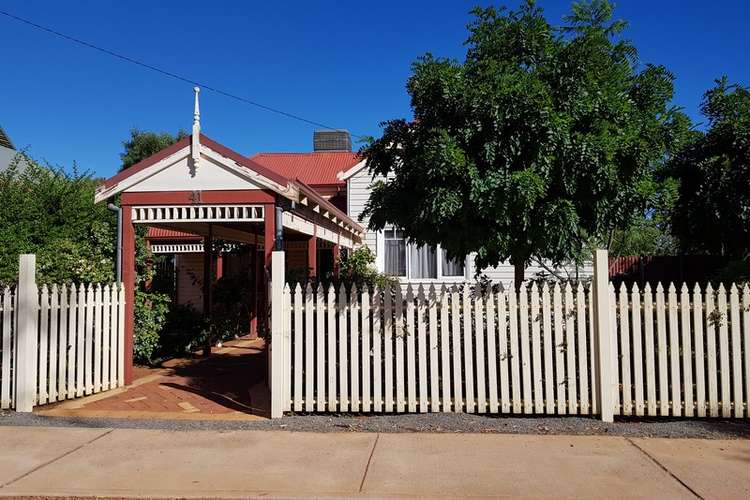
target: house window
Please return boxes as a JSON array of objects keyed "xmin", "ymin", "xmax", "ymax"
[
  {"xmin": 410, "ymin": 245, "xmax": 437, "ymax": 279},
  {"xmin": 380, "ymin": 228, "xmax": 467, "ymax": 280},
  {"xmin": 441, "ymin": 251, "xmax": 465, "ymax": 277},
  {"xmin": 384, "ymin": 228, "xmax": 406, "ymax": 276}
]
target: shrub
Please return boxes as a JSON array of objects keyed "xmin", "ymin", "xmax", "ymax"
[
  {"xmin": 157, "ymin": 304, "xmax": 207, "ymax": 359},
  {"xmin": 133, "ymin": 290, "xmax": 170, "ymax": 364},
  {"xmin": 337, "ymin": 246, "xmax": 397, "ymax": 289}
]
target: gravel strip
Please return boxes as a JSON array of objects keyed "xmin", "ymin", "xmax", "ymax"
[{"xmin": 2, "ymin": 410, "xmax": 749, "ymax": 439}]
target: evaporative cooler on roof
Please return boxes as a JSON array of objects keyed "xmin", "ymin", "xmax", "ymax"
[{"xmin": 313, "ymin": 130, "xmax": 352, "ymax": 152}]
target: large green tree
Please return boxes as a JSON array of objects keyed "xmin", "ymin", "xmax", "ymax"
[
  {"xmin": 120, "ymin": 128, "xmax": 187, "ymax": 171},
  {"xmin": 362, "ymin": 0, "xmax": 686, "ymax": 274},
  {"xmin": 668, "ymin": 78, "xmax": 750, "ymax": 259}
]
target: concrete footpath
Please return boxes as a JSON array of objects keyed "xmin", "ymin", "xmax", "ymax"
[{"xmin": 0, "ymin": 426, "xmax": 748, "ymax": 499}]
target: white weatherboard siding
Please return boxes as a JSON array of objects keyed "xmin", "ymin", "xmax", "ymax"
[
  {"xmin": 482, "ymin": 260, "xmax": 594, "ymax": 284},
  {"xmin": 346, "ymin": 166, "xmax": 380, "ymax": 252},
  {"xmin": 347, "ymin": 169, "xmax": 593, "ymax": 284}
]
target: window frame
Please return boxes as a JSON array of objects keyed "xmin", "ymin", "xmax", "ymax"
[
  {"xmin": 378, "ymin": 228, "xmax": 468, "ymax": 282},
  {"xmin": 382, "ymin": 227, "xmax": 407, "ymax": 277}
]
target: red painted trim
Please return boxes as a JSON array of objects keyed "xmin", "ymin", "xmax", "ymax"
[
  {"xmin": 293, "ymin": 179, "xmax": 365, "ymax": 233},
  {"xmin": 305, "ymin": 183, "xmax": 346, "ymax": 192},
  {"xmin": 121, "ymin": 190, "xmax": 276, "ymax": 206},
  {"xmin": 122, "ymin": 206, "xmax": 135, "ymax": 385},
  {"xmin": 103, "ymin": 137, "xmax": 191, "ymax": 189}
]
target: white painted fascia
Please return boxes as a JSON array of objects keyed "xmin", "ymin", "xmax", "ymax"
[
  {"xmin": 337, "ymin": 158, "xmax": 367, "ymax": 181},
  {"xmin": 94, "ymin": 144, "xmax": 300, "ymax": 204},
  {"xmin": 94, "ymin": 146, "xmax": 191, "ymax": 203},
  {"xmin": 201, "ymin": 148, "xmax": 298, "ymax": 200}
]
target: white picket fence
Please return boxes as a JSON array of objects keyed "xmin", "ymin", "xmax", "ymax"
[
  {"xmin": 275, "ymin": 265, "xmax": 750, "ymax": 419},
  {"xmin": 613, "ymin": 282, "xmax": 750, "ymax": 418},
  {"xmin": 0, "ymin": 255, "xmax": 125, "ymax": 411}
]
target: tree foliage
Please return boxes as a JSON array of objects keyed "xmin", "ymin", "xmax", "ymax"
[
  {"xmin": 362, "ymin": 0, "xmax": 686, "ymax": 270},
  {"xmin": 120, "ymin": 128, "xmax": 187, "ymax": 171},
  {"xmin": 0, "ymin": 158, "xmax": 116, "ymax": 286},
  {"xmin": 668, "ymin": 78, "xmax": 750, "ymax": 259}
]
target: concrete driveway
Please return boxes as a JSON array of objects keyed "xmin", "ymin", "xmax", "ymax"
[{"xmin": 0, "ymin": 426, "xmax": 747, "ymax": 498}]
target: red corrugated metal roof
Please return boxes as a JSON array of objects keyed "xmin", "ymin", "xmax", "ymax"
[
  {"xmin": 147, "ymin": 227, "xmax": 202, "ymax": 241},
  {"xmin": 249, "ymin": 151, "xmax": 361, "ymax": 186}
]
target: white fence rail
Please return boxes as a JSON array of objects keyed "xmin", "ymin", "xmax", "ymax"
[
  {"xmin": 0, "ymin": 255, "xmax": 125, "ymax": 411},
  {"xmin": 275, "ymin": 257, "xmax": 750, "ymax": 419}
]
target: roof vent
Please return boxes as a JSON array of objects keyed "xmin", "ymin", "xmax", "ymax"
[{"xmin": 313, "ymin": 130, "xmax": 351, "ymax": 152}]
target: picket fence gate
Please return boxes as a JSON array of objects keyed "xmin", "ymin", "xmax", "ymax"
[
  {"xmin": 0, "ymin": 255, "xmax": 125, "ymax": 411},
  {"xmin": 271, "ymin": 250, "xmax": 750, "ymax": 420}
]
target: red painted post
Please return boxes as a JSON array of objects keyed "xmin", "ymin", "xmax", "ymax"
[
  {"xmin": 308, "ymin": 234, "xmax": 317, "ymax": 279},
  {"xmin": 264, "ymin": 203, "xmax": 275, "ymax": 269},
  {"xmin": 216, "ymin": 250, "xmax": 224, "ymax": 280},
  {"xmin": 332, "ymin": 243, "xmax": 340, "ymax": 279},
  {"xmin": 121, "ymin": 206, "xmax": 135, "ymax": 385},
  {"xmin": 262, "ymin": 204, "xmax": 276, "ymax": 334},
  {"xmin": 250, "ymin": 243, "xmax": 258, "ymax": 337},
  {"xmin": 202, "ymin": 225, "xmax": 213, "ymax": 355}
]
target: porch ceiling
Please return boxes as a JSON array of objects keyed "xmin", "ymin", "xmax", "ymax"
[{"xmin": 146, "ymin": 221, "xmax": 262, "ymax": 244}]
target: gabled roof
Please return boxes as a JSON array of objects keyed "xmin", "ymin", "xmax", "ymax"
[
  {"xmin": 250, "ymin": 151, "xmax": 361, "ymax": 186},
  {"xmin": 96, "ymin": 132, "xmax": 365, "ymax": 236},
  {"xmin": 101, "ymin": 134, "xmax": 288, "ymax": 191}
]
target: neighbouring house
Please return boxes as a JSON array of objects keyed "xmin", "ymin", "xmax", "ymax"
[{"xmin": 0, "ymin": 125, "xmax": 30, "ymax": 173}]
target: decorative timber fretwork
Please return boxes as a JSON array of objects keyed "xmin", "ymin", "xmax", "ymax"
[
  {"xmin": 131, "ymin": 204, "xmax": 265, "ymax": 224},
  {"xmin": 151, "ymin": 243, "xmax": 204, "ymax": 254}
]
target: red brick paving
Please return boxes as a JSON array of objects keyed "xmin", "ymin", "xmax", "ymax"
[{"xmin": 38, "ymin": 337, "xmax": 270, "ymax": 419}]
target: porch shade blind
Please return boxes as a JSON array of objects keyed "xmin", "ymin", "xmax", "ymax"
[
  {"xmin": 410, "ymin": 245, "xmax": 437, "ymax": 279},
  {"xmin": 384, "ymin": 228, "xmax": 406, "ymax": 276}
]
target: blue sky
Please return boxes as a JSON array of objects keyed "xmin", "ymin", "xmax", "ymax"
[{"xmin": 1, "ymin": 1, "xmax": 748, "ymax": 178}]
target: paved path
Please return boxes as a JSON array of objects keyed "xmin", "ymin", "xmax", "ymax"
[
  {"xmin": 0, "ymin": 426, "xmax": 747, "ymax": 499},
  {"xmin": 36, "ymin": 337, "xmax": 270, "ymax": 421}
]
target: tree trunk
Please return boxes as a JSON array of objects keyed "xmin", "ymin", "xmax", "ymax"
[{"xmin": 514, "ymin": 261, "xmax": 525, "ymax": 289}]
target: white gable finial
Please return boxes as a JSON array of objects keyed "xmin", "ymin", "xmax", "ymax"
[
  {"xmin": 191, "ymin": 87, "xmax": 201, "ymax": 168},
  {"xmin": 193, "ymin": 86, "xmax": 201, "ymax": 128}
]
